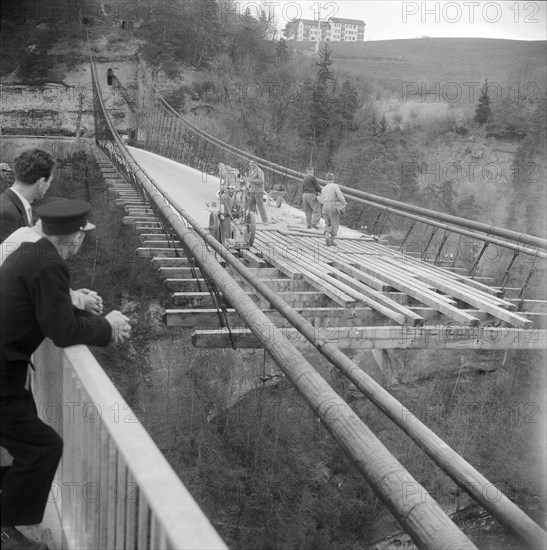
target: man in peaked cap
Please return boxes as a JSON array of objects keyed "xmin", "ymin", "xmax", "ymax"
[{"xmin": 0, "ymin": 199, "xmax": 131, "ymax": 549}]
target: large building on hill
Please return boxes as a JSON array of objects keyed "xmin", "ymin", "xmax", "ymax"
[{"xmin": 294, "ymin": 18, "xmax": 365, "ymax": 42}]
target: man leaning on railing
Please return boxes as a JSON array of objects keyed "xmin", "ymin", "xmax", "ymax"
[{"xmin": 0, "ymin": 199, "xmax": 131, "ymax": 550}]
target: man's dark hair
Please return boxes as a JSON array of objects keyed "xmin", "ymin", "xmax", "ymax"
[{"xmin": 13, "ymin": 149, "xmax": 56, "ymax": 185}]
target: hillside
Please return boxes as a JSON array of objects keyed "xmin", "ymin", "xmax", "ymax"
[{"xmin": 290, "ymin": 38, "xmax": 547, "ymax": 94}]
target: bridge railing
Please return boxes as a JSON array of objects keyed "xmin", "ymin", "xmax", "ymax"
[{"xmin": 33, "ymin": 340, "xmax": 227, "ymax": 550}]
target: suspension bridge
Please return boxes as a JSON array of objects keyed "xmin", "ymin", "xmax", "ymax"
[{"xmin": 7, "ymin": 48, "xmax": 546, "ymax": 549}]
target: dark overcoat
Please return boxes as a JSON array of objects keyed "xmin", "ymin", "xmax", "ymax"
[{"xmin": 0, "ymin": 238, "xmax": 111, "ymax": 397}]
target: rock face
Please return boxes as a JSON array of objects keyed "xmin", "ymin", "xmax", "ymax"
[{"xmin": 1, "ymin": 41, "xmax": 138, "ymax": 136}]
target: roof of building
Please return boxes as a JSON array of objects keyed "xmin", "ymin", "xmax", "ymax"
[
  {"xmin": 329, "ymin": 18, "xmax": 366, "ymax": 25},
  {"xmin": 298, "ymin": 19, "xmax": 331, "ymax": 27}
]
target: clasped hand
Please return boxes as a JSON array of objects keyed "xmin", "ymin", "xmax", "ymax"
[
  {"xmin": 105, "ymin": 310, "xmax": 132, "ymax": 344},
  {"xmin": 77, "ymin": 288, "xmax": 104, "ymax": 315}
]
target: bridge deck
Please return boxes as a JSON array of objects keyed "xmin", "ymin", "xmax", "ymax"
[{"xmin": 99, "ymin": 155, "xmax": 547, "ymax": 351}]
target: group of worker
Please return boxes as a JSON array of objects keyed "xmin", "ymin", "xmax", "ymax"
[
  {"xmin": 301, "ymin": 167, "xmax": 347, "ymax": 246},
  {"xmin": 221, "ymin": 160, "xmax": 348, "ymax": 247}
]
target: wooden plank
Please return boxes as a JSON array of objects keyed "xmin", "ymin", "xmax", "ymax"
[
  {"xmin": 265, "ymin": 233, "xmax": 391, "ymax": 293},
  {"xmin": 136, "ymin": 248, "xmax": 180, "ymax": 258},
  {"xmin": 256, "ymin": 233, "xmax": 412, "ymax": 324},
  {"xmin": 253, "ymin": 238, "xmax": 304, "ymax": 279},
  {"xmin": 123, "ymin": 216, "xmax": 157, "ymax": 224},
  {"xmin": 227, "ymin": 266, "xmax": 282, "ymax": 279},
  {"xmin": 376, "ymin": 256, "xmax": 532, "ymax": 327},
  {"xmin": 382, "ymin": 255, "xmax": 505, "ymax": 298},
  {"xmin": 166, "ymin": 277, "xmax": 312, "ymax": 293},
  {"xmin": 237, "ymin": 277, "xmax": 312, "ymax": 293},
  {"xmin": 141, "ymin": 240, "xmax": 181, "ymax": 248},
  {"xmin": 158, "ymin": 267, "xmax": 203, "ymax": 279},
  {"xmin": 239, "ymin": 248, "xmax": 267, "ymax": 267},
  {"xmin": 172, "ymin": 291, "xmax": 331, "ymax": 308},
  {"xmin": 257, "ymin": 234, "xmax": 420, "ymax": 323},
  {"xmin": 376, "ymin": 256, "xmax": 513, "ymax": 309},
  {"xmin": 151, "ymin": 257, "xmax": 192, "ymax": 267},
  {"xmin": 164, "ymin": 306, "xmax": 486, "ymax": 328},
  {"xmin": 135, "ymin": 227, "xmax": 164, "ymax": 234},
  {"xmin": 338, "ymin": 256, "xmax": 481, "ymax": 326},
  {"xmin": 139, "ymin": 234, "xmax": 168, "ymax": 243},
  {"xmin": 164, "ymin": 278, "xmax": 206, "ymax": 292},
  {"xmin": 192, "ymin": 326, "xmax": 547, "ymax": 350}
]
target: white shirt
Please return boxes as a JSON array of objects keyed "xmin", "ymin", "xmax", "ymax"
[
  {"xmin": 10, "ymin": 187, "xmax": 33, "ymax": 226},
  {"xmin": 0, "ymin": 226, "xmax": 41, "ymax": 266},
  {"xmin": 318, "ymin": 183, "xmax": 347, "ymax": 206},
  {"xmin": 0, "ymin": 226, "xmax": 90, "ymax": 311}
]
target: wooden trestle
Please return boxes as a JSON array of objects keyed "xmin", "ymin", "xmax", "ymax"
[{"xmin": 100, "ymin": 160, "xmax": 546, "ymax": 351}]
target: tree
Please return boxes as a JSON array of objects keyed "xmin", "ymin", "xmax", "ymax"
[
  {"xmin": 282, "ymin": 18, "xmax": 298, "ymax": 40},
  {"xmin": 508, "ymin": 93, "xmax": 547, "ymax": 235},
  {"xmin": 439, "ymin": 180, "xmax": 456, "ymax": 213},
  {"xmin": 457, "ymin": 195, "xmax": 481, "ymax": 220},
  {"xmin": 474, "ymin": 79, "xmax": 491, "ymax": 126},
  {"xmin": 275, "ymin": 39, "xmax": 291, "ymax": 65},
  {"xmin": 316, "ymin": 43, "xmax": 335, "ymax": 87},
  {"xmin": 305, "ymin": 43, "xmax": 338, "ymax": 141},
  {"xmin": 336, "ymin": 80, "xmax": 359, "ymax": 131}
]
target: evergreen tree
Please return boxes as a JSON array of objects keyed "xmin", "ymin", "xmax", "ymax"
[
  {"xmin": 305, "ymin": 43, "xmax": 338, "ymax": 141},
  {"xmin": 275, "ymin": 38, "xmax": 291, "ymax": 65},
  {"xmin": 457, "ymin": 195, "xmax": 481, "ymax": 220},
  {"xmin": 337, "ymin": 80, "xmax": 359, "ymax": 130},
  {"xmin": 282, "ymin": 18, "xmax": 298, "ymax": 40},
  {"xmin": 508, "ymin": 94, "xmax": 547, "ymax": 235},
  {"xmin": 379, "ymin": 114, "xmax": 388, "ymax": 135},
  {"xmin": 474, "ymin": 79, "xmax": 492, "ymax": 125},
  {"xmin": 316, "ymin": 43, "xmax": 336, "ymax": 87},
  {"xmin": 439, "ymin": 180, "xmax": 456, "ymax": 213},
  {"xmin": 370, "ymin": 113, "xmax": 379, "ymax": 137}
]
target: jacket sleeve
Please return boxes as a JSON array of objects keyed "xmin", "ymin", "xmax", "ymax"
[
  {"xmin": 32, "ymin": 261, "xmax": 112, "ymax": 347},
  {"xmin": 336, "ymin": 186, "xmax": 347, "ymax": 206},
  {"xmin": 313, "ymin": 177, "xmax": 322, "ymax": 194},
  {"xmin": 0, "ymin": 209, "xmax": 21, "ymax": 244}
]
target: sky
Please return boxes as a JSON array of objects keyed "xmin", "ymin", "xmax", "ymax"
[{"xmin": 264, "ymin": 1, "xmax": 547, "ymax": 41}]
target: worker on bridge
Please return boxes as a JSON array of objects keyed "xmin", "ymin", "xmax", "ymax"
[
  {"xmin": 246, "ymin": 160, "xmax": 268, "ymax": 224},
  {"xmin": 301, "ymin": 167, "xmax": 322, "ymax": 229},
  {"xmin": 318, "ymin": 172, "xmax": 347, "ymax": 246}
]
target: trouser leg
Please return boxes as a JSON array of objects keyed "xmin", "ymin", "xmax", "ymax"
[
  {"xmin": 0, "ymin": 394, "xmax": 63, "ymax": 526},
  {"xmin": 247, "ymin": 192, "xmax": 257, "ymax": 214},
  {"xmin": 330, "ymin": 209, "xmax": 340, "ymax": 237},
  {"xmin": 311, "ymin": 199, "xmax": 321, "ymax": 226},
  {"xmin": 253, "ymin": 192, "xmax": 268, "ymax": 222},
  {"xmin": 303, "ymin": 193, "xmax": 313, "ymax": 225}
]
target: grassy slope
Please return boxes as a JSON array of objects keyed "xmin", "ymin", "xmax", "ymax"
[{"xmin": 290, "ymin": 38, "xmax": 547, "ymax": 92}]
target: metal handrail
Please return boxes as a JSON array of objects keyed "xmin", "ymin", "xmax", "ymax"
[{"xmin": 33, "ymin": 341, "xmax": 226, "ymax": 550}]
